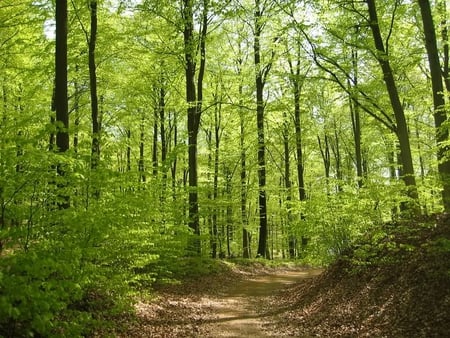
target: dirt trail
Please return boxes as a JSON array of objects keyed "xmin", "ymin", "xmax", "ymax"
[
  {"xmin": 122, "ymin": 268, "xmax": 322, "ymax": 337},
  {"xmin": 201, "ymin": 269, "xmax": 322, "ymax": 337}
]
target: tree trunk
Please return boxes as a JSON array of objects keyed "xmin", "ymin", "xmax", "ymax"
[
  {"xmin": 170, "ymin": 111, "xmax": 178, "ymax": 202},
  {"xmin": 183, "ymin": 0, "xmax": 208, "ymax": 254},
  {"xmin": 89, "ymin": 0, "xmax": 100, "ymax": 172},
  {"xmin": 349, "ymin": 48, "xmax": 364, "ymax": 188},
  {"xmin": 211, "ymin": 101, "xmax": 220, "ymax": 258},
  {"xmin": 126, "ymin": 129, "xmax": 131, "ymax": 172},
  {"xmin": 418, "ymin": 0, "xmax": 450, "ymax": 212},
  {"xmin": 236, "ymin": 47, "xmax": 251, "ymax": 258},
  {"xmin": 283, "ymin": 111, "xmax": 295, "ymax": 258},
  {"xmin": 225, "ymin": 166, "xmax": 233, "ymax": 258},
  {"xmin": 152, "ymin": 105, "xmax": 158, "ymax": 176},
  {"xmin": 318, "ymin": 134, "xmax": 331, "ymax": 194},
  {"xmin": 366, "ymin": 0, "xmax": 419, "ymax": 211},
  {"xmin": 332, "ymin": 121, "xmax": 342, "ymax": 192},
  {"xmin": 240, "ymin": 99, "xmax": 250, "ymax": 258},
  {"xmin": 88, "ymin": 0, "xmax": 101, "ymax": 201},
  {"xmin": 288, "ymin": 44, "xmax": 307, "ymax": 257},
  {"xmin": 159, "ymin": 84, "xmax": 167, "ymax": 188},
  {"xmin": 73, "ymin": 65, "xmax": 81, "ymax": 154},
  {"xmin": 293, "ymin": 75, "xmax": 306, "ymax": 203},
  {"xmin": 55, "ymin": 0, "xmax": 69, "ymax": 209},
  {"xmin": 139, "ymin": 113, "xmax": 146, "ymax": 183},
  {"xmin": 254, "ymin": 0, "xmax": 269, "ymax": 258}
]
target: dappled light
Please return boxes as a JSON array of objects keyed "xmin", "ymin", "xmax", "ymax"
[{"xmin": 1, "ymin": 0, "xmax": 450, "ymax": 336}]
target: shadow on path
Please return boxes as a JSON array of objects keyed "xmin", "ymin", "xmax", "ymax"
[{"xmin": 200, "ymin": 269, "xmax": 322, "ymax": 337}]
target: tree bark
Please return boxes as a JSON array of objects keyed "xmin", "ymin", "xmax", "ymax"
[
  {"xmin": 159, "ymin": 84, "xmax": 167, "ymax": 186},
  {"xmin": 152, "ymin": 105, "xmax": 158, "ymax": 176},
  {"xmin": 350, "ymin": 48, "xmax": 364, "ymax": 188},
  {"xmin": 126, "ymin": 129, "xmax": 131, "ymax": 172},
  {"xmin": 55, "ymin": 0, "xmax": 69, "ymax": 209},
  {"xmin": 288, "ymin": 47, "xmax": 307, "ymax": 257},
  {"xmin": 254, "ymin": 0, "xmax": 269, "ymax": 258},
  {"xmin": 183, "ymin": 0, "xmax": 208, "ymax": 254},
  {"xmin": 239, "ymin": 87, "xmax": 251, "ymax": 258},
  {"xmin": 282, "ymin": 111, "xmax": 295, "ymax": 258},
  {"xmin": 366, "ymin": 0, "xmax": 419, "ymax": 210},
  {"xmin": 318, "ymin": 134, "xmax": 331, "ymax": 194},
  {"xmin": 418, "ymin": 0, "xmax": 450, "ymax": 212},
  {"xmin": 89, "ymin": 0, "xmax": 100, "ymax": 172},
  {"xmin": 139, "ymin": 113, "xmax": 146, "ymax": 183}
]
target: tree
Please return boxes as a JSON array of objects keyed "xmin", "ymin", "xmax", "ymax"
[
  {"xmin": 182, "ymin": 0, "xmax": 209, "ymax": 254},
  {"xmin": 55, "ymin": 0, "xmax": 70, "ymax": 209},
  {"xmin": 417, "ymin": 0, "xmax": 450, "ymax": 212},
  {"xmin": 88, "ymin": 0, "xmax": 100, "ymax": 173},
  {"xmin": 366, "ymin": 0, "xmax": 419, "ymax": 211},
  {"xmin": 254, "ymin": 0, "xmax": 274, "ymax": 258}
]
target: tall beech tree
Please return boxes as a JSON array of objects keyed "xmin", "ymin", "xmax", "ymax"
[
  {"xmin": 417, "ymin": 0, "xmax": 450, "ymax": 212},
  {"xmin": 55, "ymin": 0, "xmax": 70, "ymax": 209},
  {"xmin": 182, "ymin": 0, "xmax": 208, "ymax": 253},
  {"xmin": 366, "ymin": 0, "xmax": 419, "ymax": 210},
  {"xmin": 349, "ymin": 43, "xmax": 364, "ymax": 188},
  {"xmin": 88, "ymin": 0, "xmax": 100, "ymax": 173},
  {"xmin": 254, "ymin": 0, "xmax": 275, "ymax": 258}
]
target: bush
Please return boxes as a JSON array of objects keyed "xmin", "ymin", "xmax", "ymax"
[{"xmin": 0, "ymin": 247, "xmax": 90, "ymax": 337}]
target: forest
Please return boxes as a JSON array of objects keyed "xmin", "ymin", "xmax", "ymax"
[{"xmin": 0, "ymin": 0, "xmax": 449, "ymax": 336}]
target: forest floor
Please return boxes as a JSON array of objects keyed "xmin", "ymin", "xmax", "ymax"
[
  {"xmin": 116, "ymin": 264, "xmax": 322, "ymax": 337},
  {"xmin": 111, "ymin": 213, "xmax": 450, "ymax": 337}
]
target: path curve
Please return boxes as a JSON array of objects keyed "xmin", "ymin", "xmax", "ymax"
[{"xmin": 201, "ymin": 269, "xmax": 322, "ymax": 337}]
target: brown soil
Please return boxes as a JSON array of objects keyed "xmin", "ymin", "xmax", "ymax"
[
  {"xmin": 201, "ymin": 269, "xmax": 322, "ymax": 337},
  {"xmin": 264, "ymin": 213, "xmax": 450, "ymax": 337},
  {"xmin": 119, "ymin": 267, "xmax": 322, "ymax": 338},
  {"xmin": 116, "ymin": 214, "xmax": 450, "ymax": 338}
]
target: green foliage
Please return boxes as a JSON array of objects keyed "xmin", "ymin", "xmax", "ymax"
[
  {"xmin": 0, "ymin": 247, "xmax": 89, "ymax": 337},
  {"xmin": 427, "ymin": 237, "xmax": 450, "ymax": 254},
  {"xmin": 1, "ymin": 0, "xmax": 450, "ymax": 335}
]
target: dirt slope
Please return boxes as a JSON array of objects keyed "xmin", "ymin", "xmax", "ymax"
[
  {"xmin": 119, "ymin": 267, "xmax": 321, "ymax": 337},
  {"xmin": 114, "ymin": 214, "xmax": 449, "ymax": 338},
  {"xmin": 265, "ymin": 214, "xmax": 450, "ymax": 337}
]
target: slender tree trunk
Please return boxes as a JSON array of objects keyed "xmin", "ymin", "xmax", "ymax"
[
  {"xmin": 225, "ymin": 166, "xmax": 233, "ymax": 258},
  {"xmin": 183, "ymin": 0, "xmax": 208, "ymax": 254},
  {"xmin": 88, "ymin": 0, "xmax": 101, "ymax": 201},
  {"xmin": 89, "ymin": 0, "xmax": 100, "ymax": 172},
  {"xmin": 16, "ymin": 87, "xmax": 23, "ymax": 173},
  {"xmin": 139, "ymin": 113, "xmax": 146, "ymax": 183},
  {"xmin": 211, "ymin": 101, "xmax": 220, "ymax": 258},
  {"xmin": 283, "ymin": 111, "xmax": 295, "ymax": 258},
  {"xmin": 55, "ymin": 0, "xmax": 69, "ymax": 209},
  {"xmin": 332, "ymin": 121, "xmax": 342, "ymax": 192},
  {"xmin": 170, "ymin": 111, "xmax": 178, "ymax": 202},
  {"xmin": 318, "ymin": 134, "xmax": 331, "ymax": 194},
  {"xmin": 159, "ymin": 85, "xmax": 167, "ymax": 189},
  {"xmin": 205, "ymin": 130, "xmax": 215, "ymax": 257},
  {"xmin": 73, "ymin": 65, "xmax": 81, "ymax": 154},
  {"xmin": 350, "ymin": 48, "xmax": 364, "ymax": 188},
  {"xmin": 418, "ymin": 0, "xmax": 450, "ymax": 212},
  {"xmin": 366, "ymin": 0, "xmax": 419, "ymax": 211},
  {"xmin": 126, "ymin": 129, "xmax": 131, "ymax": 172},
  {"xmin": 254, "ymin": 0, "xmax": 270, "ymax": 258},
  {"xmin": 152, "ymin": 105, "xmax": 158, "ymax": 176},
  {"xmin": 293, "ymin": 78, "xmax": 306, "ymax": 203},
  {"xmin": 240, "ymin": 97, "xmax": 250, "ymax": 258},
  {"xmin": 440, "ymin": 0, "xmax": 450, "ymax": 91},
  {"xmin": 184, "ymin": 0, "xmax": 200, "ymax": 252},
  {"xmin": 287, "ymin": 43, "xmax": 307, "ymax": 257},
  {"xmin": 236, "ymin": 49, "xmax": 251, "ymax": 258}
]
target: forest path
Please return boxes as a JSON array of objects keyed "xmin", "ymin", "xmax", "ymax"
[
  {"xmin": 122, "ymin": 267, "xmax": 323, "ymax": 337},
  {"xmin": 199, "ymin": 269, "xmax": 322, "ymax": 337}
]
